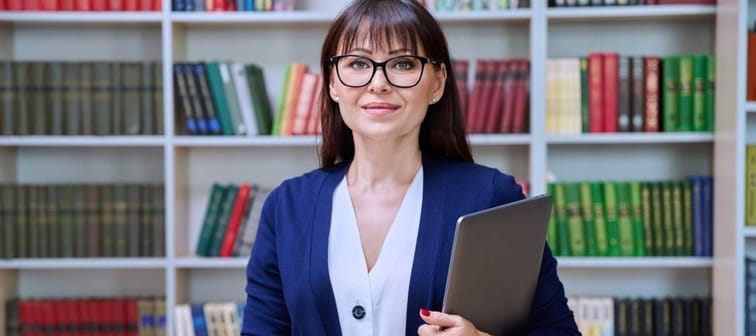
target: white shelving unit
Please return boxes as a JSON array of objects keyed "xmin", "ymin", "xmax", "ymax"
[
  {"xmin": 717, "ymin": 0, "xmax": 754, "ymax": 335},
  {"xmin": 0, "ymin": 0, "xmax": 737, "ymax": 334}
]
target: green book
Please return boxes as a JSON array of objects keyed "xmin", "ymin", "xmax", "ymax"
[
  {"xmin": 14, "ymin": 62, "xmax": 30, "ymax": 135},
  {"xmin": 141, "ymin": 62, "xmax": 155, "ymax": 135},
  {"xmin": 650, "ymin": 182, "xmax": 667, "ymax": 256},
  {"xmin": 123, "ymin": 62, "xmax": 143, "ymax": 135},
  {"xmin": 63, "ymin": 62, "xmax": 81, "ymax": 135},
  {"xmin": 196, "ymin": 184, "xmax": 227, "ymax": 257},
  {"xmin": 682, "ymin": 180, "xmax": 693, "ymax": 256},
  {"xmin": 662, "ymin": 56, "xmax": 679, "ymax": 132},
  {"xmin": 671, "ymin": 181, "xmax": 686, "ymax": 255},
  {"xmin": 45, "ymin": 185, "xmax": 59, "ymax": 258},
  {"xmin": 660, "ymin": 181, "xmax": 676, "ymax": 255},
  {"xmin": 640, "ymin": 182, "xmax": 655, "ymax": 256},
  {"xmin": 0, "ymin": 60, "xmax": 13, "ymax": 135},
  {"xmin": 154, "ymin": 62, "xmax": 164, "ymax": 135},
  {"xmin": 552, "ymin": 183, "xmax": 571, "ymax": 256},
  {"xmin": 245, "ymin": 63, "xmax": 274, "ymax": 135},
  {"xmin": 579, "ymin": 57, "xmax": 589, "ymax": 133},
  {"xmin": 615, "ymin": 182, "xmax": 636, "ymax": 256},
  {"xmin": 271, "ymin": 63, "xmax": 292, "ymax": 136},
  {"xmin": 590, "ymin": 182, "xmax": 609, "ymax": 256},
  {"xmin": 209, "ymin": 184, "xmax": 239, "ymax": 257},
  {"xmin": 1, "ymin": 185, "xmax": 15, "ymax": 258},
  {"xmin": 578, "ymin": 182, "xmax": 597, "ymax": 256},
  {"xmin": 29, "ymin": 62, "xmax": 47, "ymax": 135},
  {"xmin": 564, "ymin": 182, "xmax": 586, "ymax": 256},
  {"xmin": 546, "ymin": 183, "xmax": 560, "ymax": 255},
  {"xmin": 80, "ymin": 62, "xmax": 94, "ymax": 135},
  {"xmin": 59, "ymin": 185, "xmax": 75, "ymax": 259},
  {"xmin": 46, "ymin": 62, "xmax": 64, "ymax": 136},
  {"xmin": 205, "ymin": 62, "xmax": 234, "ymax": 135},
  {"xmin": 16, "ymin": 185, "xmax": 27, "ymax": 258},
  {"xmin": 705, "ymin": 55, "xmax": 715, "ymax": 132},
  {"xmin": 93, "ymin": 62, "xmax": 112, "ymax": 136},
  {"xmin": 628, "ymin": 181, "xmax": 646, "ymax": 256},
  {"xmin": 677, "ymin": 55, "xmax": 694, "ymax": 132},
  {"xmin": 691, "ymin": 55, "xmax": 707, "ymax": 132},
  {"xmin": 603, "ymin": 181, "xmax": 621, "ymax": 256}
]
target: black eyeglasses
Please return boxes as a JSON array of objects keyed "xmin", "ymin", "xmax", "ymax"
[{"xmin": 330, "ymin": 54, "xmax": 438, "ymax": 88}]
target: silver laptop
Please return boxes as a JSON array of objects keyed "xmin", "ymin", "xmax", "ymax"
[{"xmin": 441, "ymin": 194, "xmax": 553, "ymax": 335}]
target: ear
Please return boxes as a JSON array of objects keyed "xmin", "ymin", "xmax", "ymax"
[
  {"xmin": 430, "ymin": 62, "xmax": 447, "ymax": 103},
  {"xmin": 329, "ymin": 82, "xmax": 339, "ymax": 102}
]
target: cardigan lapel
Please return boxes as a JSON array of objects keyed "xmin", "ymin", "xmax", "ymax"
[
  {"xmin": 405, "ymin": 154, "xmax": 447, "ymax": 335},
  {"xmin": 309, "ymin": 163, "xmax": 349, "ymax": 336}
]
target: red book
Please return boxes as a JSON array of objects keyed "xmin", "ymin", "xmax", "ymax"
[
  {"xmin": 108, "ymin": 0, "xmax": 123, "ymax": 10},
  {"xmin": 602, "ymin": 53, "xmax": 619, "ymax": 133},
  {"xmin": 657, "ymin": 0, "xmax": 714, "ymax": 3},
  {"xmin": 41, "ymin": 0, "xmax": 59, "ymax": 10},
  {"xmin": 587, "ymin": 53, "xmax": 604, "ymax": 133},
  {"xmin": 305, "ymin": 74, "xmax": 323, "ymax": 135},
  {"xmin": 214, "ymin": 0, "xmax": 224, "ymax": 10},
  {"xmin": 477, "ymin": 60, "xmax": 498, "ymax": 133},
  {"xmin": 92, "ymin": 0, "xmax": 107, "ymax": 11},
  {"xmin": 60, "ymin": 0, "xmax": 74, "ymax": 10},
  {"xmin": 748, "ymin": 32, "xmax": 756, "ymax": 101},
  {"xmin": 483, "ymin": 60, "xmax": 508, "ymax": 134},
  {"xmin": 154, "ymin": 0, "xmax": 160, "ymax": 10},
  {"xmin": 24, "ymin": 0, "xmax": 41, "ymax": 10},
  {"xmin": 7, "ymin": 0, "xmax": 22, "ymax": 10},
  {"xmin": 499, "ymin": 60, "xmax": 517, "ymax": 133},
  {"xmin": 466, "ymin": 59, "xmax": 487, "ymax": 134},
  {"xmin": 643, "ymin": 57, "xmax": 661, "ymax": 132},
  {"xmin": 75, "ymin": 0, "xmax": 90, "ymax": 10},
  {"xmin": 0, "ymin": 0, "xmax": 6, "ymax": 11},
  {"xmin": 511, "ymin": 59, "xmax": 530, "ymax": 134},
  {"xmin": 453, "ymin": 59, "xmax": 469, "ymax": 122},
  {"xmin": 124, "ymin": 0, "xmax": 137, "ymax": 10},
  {"xmin": 219, "ymin": 183, "xmax": 252, "ymax": 257},
  {"xmin": 137, "ymin": 0, "xmax": 150, "ymax": 10}
]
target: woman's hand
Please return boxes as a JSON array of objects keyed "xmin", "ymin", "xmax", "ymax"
[{"xmin": 417, "ymin": 309, "xmax": 493, "ymax": 336}]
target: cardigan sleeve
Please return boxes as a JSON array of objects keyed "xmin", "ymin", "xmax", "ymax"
[
  {"xmin": 491, "ymin": 172, "xmax": 580, "ymax": 335},
  {"xmin": 241, "ymin": 188, "xmax": 292, "ymax": 335}
]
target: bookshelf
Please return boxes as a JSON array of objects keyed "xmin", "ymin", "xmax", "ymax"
[{"xmin": 0, "ymin": 0, "xmax": 739, "ymax": 334}]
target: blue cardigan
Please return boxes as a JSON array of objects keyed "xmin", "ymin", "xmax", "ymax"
[{"xmin": 242, "ymin": 154, "xmax": 580, "ymax": 335}]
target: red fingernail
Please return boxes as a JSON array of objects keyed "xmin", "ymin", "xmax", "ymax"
[{"xmin": 420, "ymin": 308, "xmax": 430, "ymax": 317}]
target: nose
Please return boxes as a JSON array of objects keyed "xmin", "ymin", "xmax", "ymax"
[{"xmin": 367, "ymin": 66, "xmax": 391, "ymax": 92}]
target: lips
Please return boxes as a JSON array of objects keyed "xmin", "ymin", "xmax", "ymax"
[{"xmin": 361, "ymin": 102, "xmax": 400, "ymax": 116}]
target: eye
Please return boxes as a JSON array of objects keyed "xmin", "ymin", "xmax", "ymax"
[
  {"xmin": 390, "ymin": 57, "xmax": 418, "ymax": 72},
  {"xmin": 348, "ymin": 57, "xmax": 371, "ymax": 71}
]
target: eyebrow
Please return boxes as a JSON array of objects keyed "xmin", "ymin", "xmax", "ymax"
[{"xmin": 347, "ymin": 47, "xmax": 414, "ymax": 55}]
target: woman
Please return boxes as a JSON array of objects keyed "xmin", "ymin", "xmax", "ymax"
[{"xmin": 242, "ymin": 0, "xmax": 580, "ymax": 335}]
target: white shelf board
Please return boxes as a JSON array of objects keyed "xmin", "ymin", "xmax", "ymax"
[
  {"xmin": 546, "ymin": 133, "xmax": 714, "ymax": 144},
  {"xmin": 0, "ymin": 258, "xmax": 168, "ymax": 269},
  {"xmin": 468, "ymin": 134, "xmax": 532, "ymax": 145},
  {"xmin": 744, "ymin": 226, "xmax": 756, "ymax": 238},
  {"xmin": 172, "ymin": 135, "xmax": 320, "ymax": 147},
  {"xmin": 546, "ymin": 5, "xmax": 715, "ymax": 20},
  {"xmin": 557, "ymin": 257, "xmax": 712, "ymax": 268},
  {"xmin": 0, "ymin": 136, "xmax": 166, "ymax": 147},
  {"xmin": 746, "ymin": 102, "xmax": 756, "ymax": 113},
  {"xmin": 0, "ymin": 12, "xmax": 163, "ymax": 23},
  {"xmin": 169, "ymin": 11, "xmax": 335, "ymax": 24},
  {"xmin": 173, "ymin": 257, "xmax": 247, "ymax": 268}
]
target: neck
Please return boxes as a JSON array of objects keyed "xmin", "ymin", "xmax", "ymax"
[{"xmin": 347, "ymin": 136, "xmax": 422, "ymax": 190}]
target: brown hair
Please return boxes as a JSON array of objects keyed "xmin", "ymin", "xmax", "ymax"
[{"xmin": 318, "ymin": 0, "xmax": 472, "ymax": 169}]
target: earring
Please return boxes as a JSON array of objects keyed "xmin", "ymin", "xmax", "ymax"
[
  {"xmin": 333, "ymin": 97, "xmax": 339, "ymax": 102},
  {"xmin": 430, "ymin": 98, "xmax": 437, "ymax": 104}
]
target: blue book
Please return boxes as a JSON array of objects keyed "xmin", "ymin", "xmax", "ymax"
[{"xmin": 191, "ymin": 304, "xmax": 209, "ymax": 336}]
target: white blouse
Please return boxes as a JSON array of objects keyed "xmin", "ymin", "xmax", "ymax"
[{"xmin": 328, "ymin": 167, "xmax": 424, "ymax": 336}]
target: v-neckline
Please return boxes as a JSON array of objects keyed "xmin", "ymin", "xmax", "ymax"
[{"xmin": 344, "ymin": 167, "xmax": 423, "ymax": 275}]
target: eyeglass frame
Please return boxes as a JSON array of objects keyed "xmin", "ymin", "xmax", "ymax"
[{"xmin": 329, "ymin": 54, "xmax": 439, "ymax": 89}]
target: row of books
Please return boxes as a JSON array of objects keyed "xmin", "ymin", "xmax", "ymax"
[
  {"xmin": 0, "ymin": 61, "xmax": 164, "ymax": 136},
  {"xmin": 546, "ymin": 54, "xmax": 715, "ymax": 135},
  {"xmin": 455, "ymin": 58, "xmax": 530, "ymax": 134},
  {"xmin": 0, "ymin": 184, "xmax": 165, "ymax": 259},
  {"xmin": 194, "ymin": 183, "xmax": 270, "ymax": 258},
  {"xmin": 569, "ymin": 296, "xmax": 712, "ymax": 336},
  {"xmin": 547, "ymin": 177, "xmax": 713, "ymax": 257},
  {"xmin": 0, "ymin": 0, "xmax": 162, "ymax": 11},
  {"xmin": 551, "ymin": 0, "xmax": 714, "ymax": 6},
  {"xmin": 417, "ymin": 0, "xmax": 531, "ymax": 11},
  {"xmin": 4, "ymin": 297, "xmax": 166, "ymax": 336},
  {"xmin": 173, "ymin": 302, "xmax": 242, "ymax": 336},
  {"xmin": 172, "ymin": 0, "xmax": 294, "ymax": 12}
]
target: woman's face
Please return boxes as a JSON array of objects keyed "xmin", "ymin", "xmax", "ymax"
[{"xmin": 329, "ymin": 36, "xmax": 446, "ymax": 142}]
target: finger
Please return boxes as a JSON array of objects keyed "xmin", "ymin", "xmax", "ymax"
[
  {"xmin": 417, "ymin": 324, "xmax": 442, "ymax": 336},
  {"xmin": 419, "ymin": 309, "xmax": 463, "ymax": 328}
]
